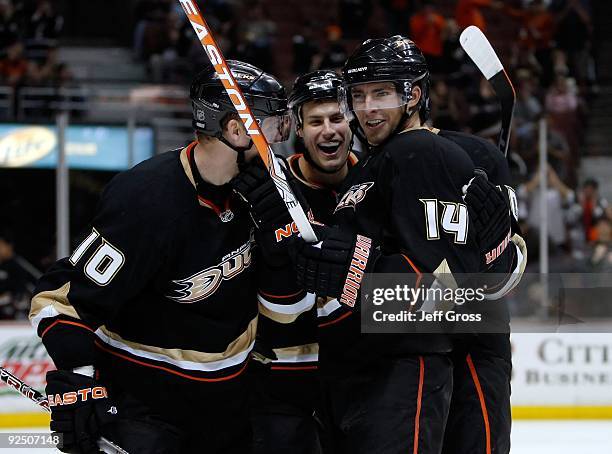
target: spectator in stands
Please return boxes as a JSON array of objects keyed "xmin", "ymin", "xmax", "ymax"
[
  {"xmin": 381, "ymin": 0, "xmax": 414, "ymax": 36},
  {"xmin": 28, "ymin": 45, "xmax": 60, "ymax": 84},
  {"xmin": 506, "ymin": 0, "xmax": 556, "ymax": 87},
  {"xmin": 0, "ymin": 228, "xmax": 39, "ymax": 320},
  {"xmin": 315, "ymin": 25, "xmax": 348, "ymax": 73},
  {"xmin": 409, "ymin": 2, "xmax": 446, "ymax": 74},
  {"xmin": 588, "ymin": 218, "xmax": 612, "ymax": 271},
  {"xmin": 149, "ymin": 10, "xmax": 192, "ymax": 83},
  {"xmin": 468, "ymin": 76, "xmax": 501, "ymax": 136},
  {"xmin": 429, "ymin": 79, "xmax": 461, "ymax": 130},
  {"xmin": 0, "ymin": 0, "xmax": 20, "ymax": 51},
  {"xmin": 339, "ymin": 0, "xmax": 372, "ymax": 39},
  {"xmin": 292, "ymin": 22, "xmax": 319, "ymax": 75},
  {"xmin": 133, "ymin": 0, "xmax": 172, "ymax": 61},
  {"xmin": 545, "ymin": 74, "xmax": 583, "ymax": 182},
  {"xmin": 516, "ymin": 120, "xmax": 572, "ymax": 185},
  {"xmin": 455, "ymin": 0, "xmax": 503, "ymax": 32},
  {"xmin": 0, "ymin": 39, "xmax": 30, "ymax": 86},
  {"xmin": 235, "ymin": 0, "xmax": 276, "ymax": 72},
  {"xmin": 515, "ymin": 72, "xmax": 543, "ymax": 130},
  {"xmin": 551, "ymin": 0, "xmax": 593, "ymax": 88},
  {"xmin": 439, "ymin": 19, "xmax": 465, "ymax": 78},
  {"xmin": 24, "ymin": 0, "xmax": 63, "ymax": 44},
  {"xmin": 578, "ymin": 178, "xmax": 612, "ymax": 243},
  {"xmin": 517, "ymin": 164, "xmax": 576, "ymax": 254}
]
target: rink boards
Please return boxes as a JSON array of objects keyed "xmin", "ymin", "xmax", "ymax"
[{"xmin": 1, "ymin": 322, "xmax": 611, "ymax": 426}]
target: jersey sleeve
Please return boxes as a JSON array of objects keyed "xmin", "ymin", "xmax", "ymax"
[
  {"xmin": 256, "ymin": 246, "xmax": 314, "ymax": 325},
  {"xmin": 29, "ymin": 176, "xmax": 168, "ymax": 370}
]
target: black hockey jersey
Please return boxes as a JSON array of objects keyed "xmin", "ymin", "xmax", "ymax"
[
  {"xmin": 29, "ymin": 143, "xmax": 258, "ymax": 425},
  {"xmin": 255, "ymin": 153, "xmax": 359, "ymax": 371},
  {"xmin": 319, "ymin": 128, "xmax": 482, "ymax": 373}
]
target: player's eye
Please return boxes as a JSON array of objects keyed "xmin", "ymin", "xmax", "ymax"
[{"xmin": 352, "ymin": 92, "xmax": 365, "ymax": 103}]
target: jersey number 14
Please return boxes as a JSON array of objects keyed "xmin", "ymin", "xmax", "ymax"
[{"xmin": 420, "ymin": 199, "xmax": 469, "ymax": 244}]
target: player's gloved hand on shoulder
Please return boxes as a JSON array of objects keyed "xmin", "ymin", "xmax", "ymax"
[
  {"xmin": 288, "ymin": 225, "xmax": 378, "ymax": 307},
  {"xmin": 46, "ymin": 369, "xmax": 118, "ymax": 454},
  {"xmin": 462, "ymin": 169, "xmax": 512, "ymax": 269}
]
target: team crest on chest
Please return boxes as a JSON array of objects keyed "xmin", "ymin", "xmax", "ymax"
[
  {"xmin": 334, "ymin": 182, "xmax": 374, "ymax": 213},
  {"xmin": 168, "ymin": 236, "xmax": 253, "ymax": 303}
]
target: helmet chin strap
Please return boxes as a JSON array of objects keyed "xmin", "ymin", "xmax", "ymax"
[
  {"xmin": 393, "ymin": 104, "xmax": 412, "ymax": 135},
  {"xmin": 217, "ymin": 135, "xmax": 253, "ymax": 170}
]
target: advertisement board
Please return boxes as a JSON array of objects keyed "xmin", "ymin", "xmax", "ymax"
[
  {"xmin": 1, "ymin": 323, "xmax": 612, "ymax": 426},
  {"xmin": 510, "ymin": 332, "xmax": 612, "ymax": 418},
  {"xmin": 0, "ymin": 124, "xmax": 154, "ymax": 171},
  {"xmin": 0, "ymin": 323, "xmax": 52, "ymax": 426}
]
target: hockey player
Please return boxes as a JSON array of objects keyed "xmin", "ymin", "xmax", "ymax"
[
  {"xmin": 29, "ymin": 60, "xmax": 291, "ymax": 454},
  {"xmin": 238, "ymin": 70, "xmax": 356, "ymax": 454},
  {"xmin": 432, "ymin": 125, "xmax": 525, "ymax": 454},
  {"xmin": 241, "ymin": 65, "xmax": 520, "ymax": 452},
  {"xmin": 286, "ymin": 36, "xmax": 520, "ymax": 454}
]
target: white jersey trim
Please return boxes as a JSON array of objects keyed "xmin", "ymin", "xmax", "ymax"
[
  {"xmin": 317, "ymin": 298, "xmax": 342, "ymax": 318},
  {"xmin": 257, "ymin": 292, "xmax": 315, "ymax": 316},
  {"xmin": 95, "ymin": 330, "xmax": 255, "ymax": 372}
]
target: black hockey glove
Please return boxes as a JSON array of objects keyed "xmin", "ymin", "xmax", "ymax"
[
  {"xmin": 463, "ymin": 169, "xmax": 512, "ymax": 270},
  {"xmin": 46, "ymin": 370, "xmax": 118, "ymax": 454},
  {"xmin": 232, "ymin": 158, "xmax": 310, "ymax": 266},
  {"xmin": 289, "ymin": 225, "xmax": 379, "ymax": 308},
  {"xmin": 232, "ymin": 158, "xmax": 309, "ymax": 231}
]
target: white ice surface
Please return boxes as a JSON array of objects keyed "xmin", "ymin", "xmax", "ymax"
[{"xmin": 1, "ymin": 421, "xmax": 612, "ymax": 453}]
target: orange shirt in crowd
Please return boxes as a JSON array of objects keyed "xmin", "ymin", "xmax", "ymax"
[
  {"xmin": 0, "ymin": 58, "xmax": 28, "ymax": 85},
  {"xmin": 506, "ymin": 7, "xmax": 554, "ymax": 50},
  {"xmin": 410, "ymin": 12, "xmax": 446, "ymax": 57},
  {"xmin": 456, "ymin": 0, "xmax": 491, "ymax": 31}
]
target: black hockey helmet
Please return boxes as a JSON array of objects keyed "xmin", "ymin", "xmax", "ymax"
[
  {"xmin": 190, "ymin": 60, "xmax": 291, "ymax": 144},
  {"xmin": 340, "ymin": 35, "xmax": 431, "ymax": 122},
  {"xmin": 288, "ymin": 70, "xmax": 344, "ymax": 128}
]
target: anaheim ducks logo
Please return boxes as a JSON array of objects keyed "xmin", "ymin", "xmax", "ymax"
[
  {"xmin": 334, "ymin": 182, "xmax": 374, "ymax": 213},
  {"xmin": 169, "ymin": 237, "xmax": 253, "ymax": 303}
]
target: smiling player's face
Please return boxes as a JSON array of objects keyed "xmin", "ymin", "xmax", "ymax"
[
  {"xmin": 352, "ymin": 82, "xmax": 406, "ymax": 146},
  {"xmin": 299, "ymin": 100, "xmax": 351, "ymax": 173}
]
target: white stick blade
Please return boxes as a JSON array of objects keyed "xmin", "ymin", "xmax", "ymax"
[{"xmin": 460, "ymin": 25, "xmax": 503, "ymax": 80}]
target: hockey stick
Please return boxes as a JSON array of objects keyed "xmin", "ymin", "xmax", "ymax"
[
  {"xmin": 178, "ymin": 0, "xmax": 317, "ymax": 242},
  {"xmin": 459, "ymin": 26, "xmax": 516, "ymax": 156},
  {"xmin": 0, "ymin": 366, "xmax": 128, "ymax": 454}
]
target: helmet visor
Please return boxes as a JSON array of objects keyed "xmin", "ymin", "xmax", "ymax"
[
  {"xmin": 339, "ymin": 81, "xmax": 409, "ymax": 114},
  {"xmin": 259, "ymin": 113, "xmax": 292, "ymax": 143}
]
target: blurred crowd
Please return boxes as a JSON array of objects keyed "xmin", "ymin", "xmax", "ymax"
[
  {"xmin": 0, "ymin": 0, "xmax": 70, "ymax": 89},
  {"xmin": 0, "ymin": 227, "xmax": 40, "ymax": 320},
  {"xmin": 0, "ymin": 0, "xmax": 608, "ymax": 319},
  {"xmin": 134, "ymin": 0, "xmax": 606, "ymax": 268}
]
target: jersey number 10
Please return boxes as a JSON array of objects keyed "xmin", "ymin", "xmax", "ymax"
[{"xmin": 69, "ymin": 228, "xmax": 125, "ymax": 286}]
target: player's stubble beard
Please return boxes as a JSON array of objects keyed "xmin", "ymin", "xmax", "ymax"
[{"xmin": 356, "ymin": 105, "xmax": 404, "ymax": 146}]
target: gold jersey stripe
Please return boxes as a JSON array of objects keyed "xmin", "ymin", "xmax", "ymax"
[
  {"xmin": 29, "ymin": 282, "xmax": 80, "ymax": 322},
  {"xmin": 97, "ymin": 315, "xmax": 257, "ymax": 365}
]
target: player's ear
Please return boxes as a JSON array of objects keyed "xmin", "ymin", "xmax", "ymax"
[
  {"xmin": 296, "ymin": 126, "xmax": 303, "ymax": 138},
  {"xmin": 408, "ymin": 85, "xmax": 422, "ymax": 109},
  {"xmin": 224, "ymin": 118, "xmax": 247, "ymax": 146}
]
